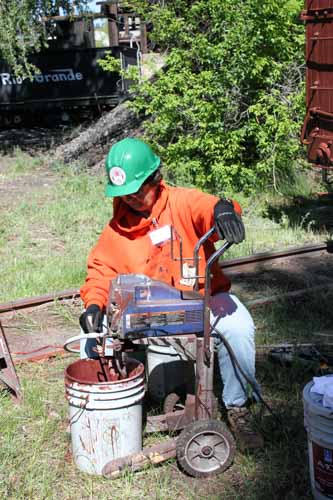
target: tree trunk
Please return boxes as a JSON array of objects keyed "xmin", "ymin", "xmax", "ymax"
[
  {"xmin": 55, "ymin": 101, "xmax": 142, "ymax": 167},
  {"xmin": 54, "ymin": 54, "xmax": 167, "ymax": 167}
]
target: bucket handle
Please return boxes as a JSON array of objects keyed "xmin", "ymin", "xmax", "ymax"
[{"xmin": 64, "ymin": 333, "xmax": 104, "ymax": 353}]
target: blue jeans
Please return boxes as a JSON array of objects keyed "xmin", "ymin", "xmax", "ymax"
[
  {"xmin": 210, "ymin": 292, "xmax": 260, "ymax": 408},
  {"xmin": 80, "ymin": 292, "xmax": 260, "ymax": 408}
]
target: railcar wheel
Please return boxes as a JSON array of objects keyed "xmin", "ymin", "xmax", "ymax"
[{"xmin": 176, "ymin": 420, "xmax": 235, "ymax": 478}]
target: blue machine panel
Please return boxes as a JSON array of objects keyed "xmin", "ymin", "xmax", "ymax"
[{"xmin": 110, "ymin": 274, "xmax": 204, "ymax": 338}]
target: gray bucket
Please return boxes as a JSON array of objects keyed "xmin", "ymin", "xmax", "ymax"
[
  {"xmin": 147, "ymin": 345, "xmax": 195, "ymax": 402},
  {"xmin": 65, "ymin": 357, "xmax": 145, "ymax": 475},
  {"xmin": 303, "ymin": 376, "xmax": 333, "ymax": 499}
]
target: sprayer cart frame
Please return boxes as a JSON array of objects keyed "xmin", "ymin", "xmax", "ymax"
[{"xmin": 65, "ymin": 227, "xmax": 237, "ymax": 478}]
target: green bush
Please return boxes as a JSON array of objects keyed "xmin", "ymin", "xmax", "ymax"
[{"xmin": 124, "ymin": 0, "xmax": 306, "ymax": 194}]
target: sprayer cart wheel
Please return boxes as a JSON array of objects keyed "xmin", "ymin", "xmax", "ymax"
[
  {"xmin": 163, "ymin": 392, "xmax": 185, "ymax": 413},
  {"xmin": 176, "ymin": 420, "xmax": 235, "ymax": 478}
]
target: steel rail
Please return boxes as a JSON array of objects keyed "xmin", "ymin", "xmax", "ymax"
[
  {"xmin": 0, "ymin": 288, "xmax": 79, "ymax": 314},
  {"xmin": 220, "ymin": 241, "xmax": 331, "ymax": 270},
  {"xmin": 0, "ymin": 241, "xmax": 331, "ymax": 314}
]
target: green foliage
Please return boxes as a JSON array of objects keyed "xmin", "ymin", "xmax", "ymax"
[
  {"xmin": 129, "ymin": 0, "xmax": 306, "ymax": 194},
  {"xmin": 98, "ymin": 52, "xmax": 122, "ymax": 73},
  {"xmin": 98, "ymin": 51, "xmax": 141, "ymax": 83},
  {"xmin": 0, "ymin": 0, "xmax": 89, "ymax": 76}
]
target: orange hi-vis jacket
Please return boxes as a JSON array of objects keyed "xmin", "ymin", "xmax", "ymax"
[{"xmin": 80, "ymin": 181, "xmax": 241, "ymax": 309}]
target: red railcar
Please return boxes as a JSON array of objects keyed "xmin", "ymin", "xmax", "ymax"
[{"xmin": 301, "ymin": 1, "xmax": 333, "ymax": 169}]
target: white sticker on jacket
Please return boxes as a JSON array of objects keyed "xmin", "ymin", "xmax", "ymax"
[
  {"xmin": 179, "ymin": 263, "xmax": 196, "ymax": 287},
  {"xmin": 149, "ymin": 225, "xmax": 171, "ymax": 245}
]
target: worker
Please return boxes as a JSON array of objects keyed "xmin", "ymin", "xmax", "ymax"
[{"xmin": 79, "ymin": 137, "xmax": 263, "ymax": 451}]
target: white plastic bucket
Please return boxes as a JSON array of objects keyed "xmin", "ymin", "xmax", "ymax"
[
  {"xmin": 65, "ymin": 357, "xmax": 145, "ymax": 475},
  {"xmin": 303, "ymin": 376, "xmax": 333, "ymax": 499},
  {"xmin": 147, "ymin": 345, "xmax": 195, "ymax": 402}
]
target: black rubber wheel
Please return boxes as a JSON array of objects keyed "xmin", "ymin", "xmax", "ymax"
[
  {"xmin": 163, "ymin": 392, "xmax": 185, "ymax": 413},
  {"xmin": 176, "ymin": 420, "xmax": 236, "ymax": 478}
]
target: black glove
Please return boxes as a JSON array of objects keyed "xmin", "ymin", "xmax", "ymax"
[
  {"xmin": 79, "ymin": 304, "xmax": 103, "ymax": 333},
  {"xmin": 214, "ymin": 199, "xmax": 245, "ymax": 244}
]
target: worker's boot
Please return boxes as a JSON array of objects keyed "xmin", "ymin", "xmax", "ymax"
[{"xmin": 227, "ymin": 405, "xmax": 264, "ymax": 451}]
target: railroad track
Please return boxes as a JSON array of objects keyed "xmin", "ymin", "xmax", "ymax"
[
  {"xmin": 0, "ymin": 241, "xmax": 331, "ymax": 314},
  {"xmin": 0, "ymin": 241, "xmax": 332, "ymax": 364}
]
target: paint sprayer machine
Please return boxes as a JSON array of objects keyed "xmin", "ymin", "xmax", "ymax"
[{"xmin": 64, "ymin": 227, "xmax": 240, "ymax": 478}]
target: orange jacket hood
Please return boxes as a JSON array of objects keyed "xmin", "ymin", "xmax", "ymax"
[{"xmin": 111, "ymin": 181, "xmax": 169, "ymax": 236}]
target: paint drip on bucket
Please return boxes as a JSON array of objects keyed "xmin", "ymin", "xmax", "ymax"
[{"xmin": 303, "ymin": 375, "xmax": 333, "ymax": 500}]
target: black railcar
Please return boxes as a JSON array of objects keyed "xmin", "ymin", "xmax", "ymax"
[{"xmin": 0, "ymin": 2, "xmax": 144, "ymax": 127}]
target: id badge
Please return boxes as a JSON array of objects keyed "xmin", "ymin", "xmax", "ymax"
[{"xmin": 149, "ymin": 225, "xmax": 171, "ymax": 245}]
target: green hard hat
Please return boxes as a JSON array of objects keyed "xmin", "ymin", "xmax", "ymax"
[{"xmin": 105, "ymin": 138, "xmax": 160, "ymax": 197}]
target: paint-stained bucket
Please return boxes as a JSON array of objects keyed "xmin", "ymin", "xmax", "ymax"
[
  {"xmin": 303, "ymin": 376, "xmax": 333, "ymax": 499},
  {"xmin": 65, "ymin": 357, "xmax": 145, "ymax": 475}
]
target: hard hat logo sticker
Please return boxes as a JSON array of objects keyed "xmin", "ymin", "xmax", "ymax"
[{"xmin": 109, "ymin": 167, "xmax": 126, "ymax": 186}]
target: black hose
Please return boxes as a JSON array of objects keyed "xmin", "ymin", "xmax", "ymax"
[{"xmin": 211, "ymin": 322, "xmax": 282, "ymax": 425}]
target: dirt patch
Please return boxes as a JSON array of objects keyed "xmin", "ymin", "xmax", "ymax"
[
  {"xmin": 0, "ymin": 299, "xmax": 81, "ymax": 362},
  {"xmin": 0, "ymin": 158, "xmax": 59, "ymax": 209},
  {"xmin": 228, "ymin": 249, "xmax": 333, "ymax": 301}
]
